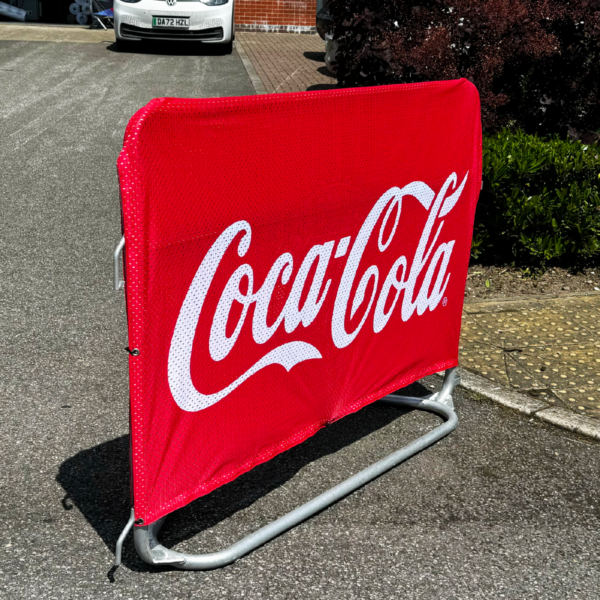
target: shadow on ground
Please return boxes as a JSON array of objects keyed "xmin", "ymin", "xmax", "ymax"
[
  {"xmin": 306, "ymin": 84, "xmax": 338, "ymax": 92},
  {"xmin": 316, "ymin": 65, "xmax": 334, "ymax": 77},
  {"xmin": 303, "ymin": 51, "xmax": 325, "ymax": 62},
  {"xmin": 57, "ymin": 381, "xmax": 429, "ymax": 571},
  {"xmin": 105, "ymin": 40, "xmax": 234, "ymax": 57}
]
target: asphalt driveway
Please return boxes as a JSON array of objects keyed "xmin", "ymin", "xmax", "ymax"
[{"xmin": 0, "ymin": 36, "xmax": 599, "ymax": 600}]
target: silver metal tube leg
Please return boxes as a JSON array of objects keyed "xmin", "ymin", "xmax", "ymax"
[
  {"xmin": 114, "ymin": 508, "xmax": 135, "ymax": 567},
  {"xmin": 114, "ymin": 236, "xmax": 125, "ymax": 291},
  {"xmin": 129, "ymin": 368, "xmax": 459, "ymax": 571}
]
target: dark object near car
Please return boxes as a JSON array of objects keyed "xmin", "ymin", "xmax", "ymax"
[
  {"xmin": 316, "ymin": 0, "xmax": 338, "ymax": 74},
  {"xmin": 316, "ymin": 0, "xmax": 332, "ymax": 40}
]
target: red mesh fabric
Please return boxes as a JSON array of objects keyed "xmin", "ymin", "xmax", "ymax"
[{"xmin": 118, "ymin": 80, "xmax": 482, "ymax": 526}]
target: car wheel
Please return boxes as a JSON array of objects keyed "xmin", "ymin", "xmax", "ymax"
[{"xmin": 221, "ymin": 40, "xmax": 233, "ymax": 55}]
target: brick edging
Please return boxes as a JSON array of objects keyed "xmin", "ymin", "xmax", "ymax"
[{"xmin": 234, "ymin": 40, "xmax": 268, "ymax": 95}]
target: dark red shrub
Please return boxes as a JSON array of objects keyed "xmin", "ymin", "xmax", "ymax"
[{"xmin": 329, "ymin": 0, "xmax": 600, "ymax": 136}]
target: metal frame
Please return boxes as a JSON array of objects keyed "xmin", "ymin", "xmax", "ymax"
[
  {"xmin": 114, "ymin": 236, "xmax": 125, "ymax": 291},
  {"xmin": 113, "ymin": 361, "xmax": 460, "ymax": 570}
]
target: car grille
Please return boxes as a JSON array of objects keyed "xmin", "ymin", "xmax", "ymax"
[{"xmin": 121, "ymin": 24, "xmax": 224, "ymax": 41}]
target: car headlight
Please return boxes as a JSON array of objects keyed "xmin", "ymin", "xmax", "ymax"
[
  {"xmin": 119, "ymin": 0, "xmax": 142, "ymax": 3},
  {"xmin": 200, "ymin": 0, "xmax": 229, "ymax": 5}
]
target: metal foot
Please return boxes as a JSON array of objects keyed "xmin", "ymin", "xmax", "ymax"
[{"xmin": 124, "ymin": 368, "xmax": 459, "ymax": 570}]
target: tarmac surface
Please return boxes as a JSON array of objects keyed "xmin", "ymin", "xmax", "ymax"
[{"xmin": 1, "ymin": 34, "xmax": 599, "ymax": 599}]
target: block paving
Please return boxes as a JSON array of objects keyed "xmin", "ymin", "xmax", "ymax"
[{"xmin": 236, "ymin": 32, "xmax": 335, "ymax": 94}]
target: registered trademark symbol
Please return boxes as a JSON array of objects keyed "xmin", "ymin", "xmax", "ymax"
[{"xmin": 442, "ymin": 297, "xmax": 448, "ymax": 307}]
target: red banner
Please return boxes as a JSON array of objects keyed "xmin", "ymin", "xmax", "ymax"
[{"xmin": 118, "ymin": 80, "xmax": 481, "ymax": 526}]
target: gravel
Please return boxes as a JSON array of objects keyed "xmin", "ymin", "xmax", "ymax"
[{"xmin": 465, "ymin": 265, "xmax": 600, "ymax": 301}]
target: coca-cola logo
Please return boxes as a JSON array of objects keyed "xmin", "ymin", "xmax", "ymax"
[{"xmin": 168, "ymin": 172, "xmax": 468, "ymax": 412}]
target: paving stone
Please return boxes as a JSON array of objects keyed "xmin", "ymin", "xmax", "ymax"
[
  {"xmin": 457, "ymin": 340, "xmax": 510, "ymax": 387},
  {"xmin": 460, "ymin": 295, "xmax": 600, "ymax": 421},
  {"xmin": 503, "ymin": 351, "xmax": 547, "ymax": 391}
]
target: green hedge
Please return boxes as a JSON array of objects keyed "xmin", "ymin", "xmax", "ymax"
[{"xmin": 474, "ymin": 131, "xmax": 600, "ymax": 266}]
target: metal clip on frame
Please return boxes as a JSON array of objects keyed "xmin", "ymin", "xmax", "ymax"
[
  {"xmin": 114, "ymin": 237, "xmax": 125, "ymax": 291},
  {"xmin": 115, "ymin": 368, "xmax": 460, "ymax": 570}
]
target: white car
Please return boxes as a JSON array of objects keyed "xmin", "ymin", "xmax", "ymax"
[{"xmin": 114, "ymin": 0, "xmax": 234, "ymax": 53}]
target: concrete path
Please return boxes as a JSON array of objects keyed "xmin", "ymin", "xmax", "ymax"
[
  {"xmin": 1, "ymin": 30, "xmax": 599, "ymax": 599},
  {"xmin": 0, "ymin": 22, "xmax": 115, "ymax": 44}
]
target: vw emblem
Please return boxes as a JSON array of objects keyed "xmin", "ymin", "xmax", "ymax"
[{"xmin": 166, "ymin": 0, "xmax": 177, "ymax": 5}]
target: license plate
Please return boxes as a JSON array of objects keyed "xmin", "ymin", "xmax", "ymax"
[{"xmin": 152, "ymin": 16, "xmax": 190, "ymax": 28}]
